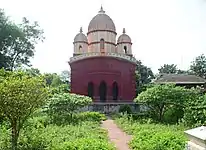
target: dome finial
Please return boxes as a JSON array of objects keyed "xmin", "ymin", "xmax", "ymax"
[
  {"xmin": 99, "ymin": 5, "xmax": 105, "ymax": 13},
  {"xmin": 123, "ymin": 28, "xmax": 126, "ymax": 34},
  {"xmin": 80, "ymin": 27, "xmax": 83, "ymax": 33}
]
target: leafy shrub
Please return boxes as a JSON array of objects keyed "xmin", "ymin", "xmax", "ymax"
[
  {"xmin": 0, "ymin": 113, "xmax": 5, "ymax": 124},
  {"xmin": 119, "ymin": 104, "xmax": 132, "ymax": 114},
  {"xmin": 0, "ymin": 119, "xmax": 114, "ymax": 150},
  {"xmin": 77, "ymin": 112, "xmax": 106, "ymax": 122},
  {"xmin": 47, "ymin": 93, "xmax": 92, "ymax": 124},
  {"xmin": 24, "ymin": 115, "xmax": 50, "ymax": 129},
  {"xmin": 164, "ymin": 106, "xmax": 184, "ymax": 124},
  {"xmin": 130, "ymin": 113, "xmax": 149, "ymax": 120},
  {"xmin": 130, "ymin": 129, "xmax": 186, "ymax": 150},
  {"xmin": 0, "ymin": 125, "xmax": 10, "ymax": 150},
  {"xmin": 115, "ymin": 116, "xmax": 186, "ymax": 150},
  {"xmin": 51, "ymin": 138, "xmax": 115, "ymax": 150},
  {"xmin": 135, "ymin": 84, "xmax": 200, "ymax": 122},
  {"xmin": 182, "ymin": 94, "xmax": 206, "ymax": 127}
]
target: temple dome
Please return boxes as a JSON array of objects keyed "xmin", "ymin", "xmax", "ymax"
[
  {"xmin": 74, "ymin": 27, "xmax": 88, "ymax": 43},
  {"xmin": 117, "ymin": 28, "xmax": 131, "ymax": 44},
  {"xmin": 88, "ymin": 6, "xmax": 116, "ymax": 33}
]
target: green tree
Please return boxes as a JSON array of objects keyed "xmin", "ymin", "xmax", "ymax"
[
  {"xmin": 0, "ymin": 9, "xmax": 44, "ymax": 70},
  {"xmin": 51, "ymin": 75, "xmax": 63, "ymax": 87},
  {"xmin": 43, "ymin": 73, "xmax": 63, "ymax": 87},
  {"xmin": 158, "ymin": 64, "xmax": 178, "ymax": 74},
  {"xmin": 50, "ymin": 84, "xmax": 70, "ymax": 95},
  {"xmin": 25, "ymin": 67, "xmax": 41, "ymax": 76},
  {"xmin": 135, "ymin": 84, "xmax": 199, "ymax": 122},
  {"xmin": 44, "ymin": 73, "xmax": 54, "ymax": 86},
  {"xmin": 48, "ymin": 93, "xmax": 92, "ymax": 124},
  {"xmin": 158, "ymin": 64, "xmax": 188, "ymax": 74},
  {"xmin": 135, "ymin": 60, "xmax": 154, "ymax": 95},
  {"xmin": 177, "ymin": 69, "xmax": 189, "ymax": 74},
  {"xmin": 0, "ymin": 70, "xmax": 49, "ymax": 150},
  {"xmin": 190, "ymin": 54, "xmax": 206, "ymax": 79}
]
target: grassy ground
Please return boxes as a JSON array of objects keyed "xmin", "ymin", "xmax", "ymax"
[
  {"xmin": 0, "ymin": 112, "xmax": 115, "ymax": 150},
  {"xmin": 115, "ymin": 115, "xmax": 187, "ymax": 150}
]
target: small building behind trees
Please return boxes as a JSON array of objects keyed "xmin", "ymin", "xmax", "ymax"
[{"xmin": 153, "ymin": 74, "xmax": 206, "ymax": 90}]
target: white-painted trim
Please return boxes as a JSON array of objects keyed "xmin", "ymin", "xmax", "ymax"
[{"xmin": 69, "ymin": 52, "xmax": 137, "ymax": 64}]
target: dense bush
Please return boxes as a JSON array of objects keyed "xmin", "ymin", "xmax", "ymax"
[
  {"xmin": 135, "ymin": 84, "xmax": 201, "ymax": 123},
  {"xmin": 183, "ymin": 94, "xmax": 206, "ymax": 127},
  {"xmin": 130, "ymin": 129, "xmax": 186, "ymax": 150},
  {"xmin": 119, "ymin": 104, "xmax": 132, "ymax": 114},
  {"xmin": 77, "ymin": 112, "xmax": 107, "ymax": 122},
  {"xmin": 115, "ymin": 116, "xmax": 186, "ymax": 150},
  {"xmin": 0, "ymin": 112, "xmax": 113, "ymax": 150},
  {"xmin": 129, "ymin": 113, "xmax": 151, "ymax": 122},
  {"xmin": 164, "ymin": 106, "xmax": 184, "ymax": 124},
  {"xmin": 0, "ymin": 113, "xmax": 4, "ymax": 124},
  {"xmin": 47, "ymin": 93, "xmax": 92, "ymax": 124},
  {"xmin": 51, "ymin": 138, "xmax": 114, "ymax": 150}
]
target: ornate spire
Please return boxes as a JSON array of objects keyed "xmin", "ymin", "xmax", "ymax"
[
  {"xmin": 123, "ymin": 28, "xmax": 126, "ymax": 34},
  {"xmin": 80, "ymin": 27, "xmax": 83, "ymax": 33},
  {"xmin": 99, "ymin": 5, "xmax": 105, "ymax": 13}
]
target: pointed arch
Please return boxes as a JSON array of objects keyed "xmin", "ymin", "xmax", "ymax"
[
  {"xmin": 124, "ymin": 46, "xmax": 127, "ymax": 54},
  {"xmin": 100, "ymin": 38, "xmax": 105, "ymax": 50},
  {"xmin": 112, "ymin": 81, "xmax": 118, "ymax": 100},
  {"xmin": 79, "ymin": 45, "xmax": 82, "ymax": 52},
  {"xmin": 87, "ymin": 82, "xmax": 94, "ymax": 99},
  {"xmin": 99, "ymin": 80, "xmax": 107, "ymax": 102}
]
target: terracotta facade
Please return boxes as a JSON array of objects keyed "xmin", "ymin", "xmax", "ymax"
[{"xmin": 70, "ymin": 57, "xmax": 136, "ymax": 102}]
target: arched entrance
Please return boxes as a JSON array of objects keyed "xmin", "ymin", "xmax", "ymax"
[
  {"xmin": 112, "ymin": 81, "xmax": 118, "ymax": 100},
  {"xmin": 87, "ymin": 82, "xmax": 94, "ymax": 99},
  {"xmin": 99, "ymin": 81, "xmax": 107, "ymax": 102}
]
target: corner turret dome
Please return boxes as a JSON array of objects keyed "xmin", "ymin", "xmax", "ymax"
[
  {"xmin": 88, "ymin": 6, "xmax": 116, "ymax": 33},
  {"xmin": 74, "ymin": 27, "xmax": 88, "ymax": 43},
  {"xmin": 117, "ymin": 28, "xmax": 132, "ymax": 44}
]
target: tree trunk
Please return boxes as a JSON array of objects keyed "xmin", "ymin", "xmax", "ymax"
[
  {"xmin": 159, "ymin": 105, "xmax": 164, "ymax": 122},
  {"xmin": 159, "ymin": 111, "xmax": 163, "ymax": 122},
  {"xmin": 11, "ymin": 123, "xmax": 18, "ymax": 150}
]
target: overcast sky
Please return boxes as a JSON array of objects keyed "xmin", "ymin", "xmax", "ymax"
[{"xmin": 1, "ymin": 0, "xmax": 206, "ymax": 74}]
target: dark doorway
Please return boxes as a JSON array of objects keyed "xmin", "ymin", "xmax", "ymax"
[
  {"xmin": 124, "ymin": 46, "xmax": 127, "ymax": 54},
  {"xmin": 87, "ymin": 82, "xmax": 94, "ymax": 99},
  {"xmin": 112, "ymin": 81, "xmax": 118, "ymax": 100},
  {"xmin": 99, "ymin": 81, "xmax": 107, "ymax": 102}
]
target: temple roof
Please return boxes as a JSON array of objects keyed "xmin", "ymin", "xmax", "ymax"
[
  {"xmin": 154, "ymin": 74, "xmax": 206, "ymax": 84},
  {"xmin": 88, "ymin": 6, "xmax": 116, "ymax": 33},
  {"xmin": 117, "ymin": 28, "xmax": 132, "ymax": 44}
]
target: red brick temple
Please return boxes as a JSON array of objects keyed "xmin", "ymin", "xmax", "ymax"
[{"xmin": 69, "ymin": 6, "xmax": 137, "ymax": 103}]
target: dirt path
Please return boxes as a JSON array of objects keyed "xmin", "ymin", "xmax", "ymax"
[{"xmin": 101, "ymin": 119, "xmax": 132, "ymax": 150}]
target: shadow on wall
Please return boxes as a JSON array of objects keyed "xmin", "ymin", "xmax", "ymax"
[
  {"xmin": 80, "ymin": 103, "xmax": 140, "ymax": 114},
  {"xmin": 87, "ymin": 81, "xmax": 119, "ymax": 102}
]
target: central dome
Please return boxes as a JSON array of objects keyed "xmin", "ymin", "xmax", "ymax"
[{"xmin": 88, "ymin": 6, "xmax": 116, "ymax": 33}]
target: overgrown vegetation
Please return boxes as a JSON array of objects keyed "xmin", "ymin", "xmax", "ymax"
[
  {"xmin": 115, "ymin": 115, "xmax": 187, "ymax": 150},
  {"xmin": 119, "ymin": 104, "xmax": 132, "ymax": 114},
  {"xmin": 114, "ymin": 83, "xmax": 206, "ymax": 150},
  {"xmin": 0, "ymin": 112, "xmax": 114, "ymax": 150},
  {"xmin": 0, "ymin": 69, "xmax": 114, "ymax": 150},
  {"xmin": 47, "ymin": 93, "xmax": 92, "ymax": 125},
  {"xmin": 135, "ymin": 84, "xmax": 205, "ymax": 125},
  {"xmin": 0, "ymin": 69, "xmax": 49, "ymax": 150}
]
